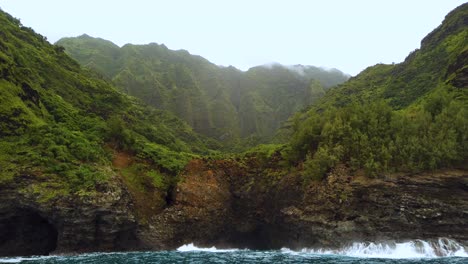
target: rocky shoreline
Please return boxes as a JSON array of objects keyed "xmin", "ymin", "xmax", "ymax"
[{"xmin": 1, "ymin": 158, "xmax": 466, "ymax": 256}]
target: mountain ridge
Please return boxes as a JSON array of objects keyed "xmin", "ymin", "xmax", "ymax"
[
  {"xmin": 0, "ymin": 2, "xmax": 466, "ymax": 257},
  {"xmin": 56, "ymin": 35, "xmax": 350, "ymax": 144}
]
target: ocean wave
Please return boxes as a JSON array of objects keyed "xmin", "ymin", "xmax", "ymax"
[
  {"xmin": 0, "ymin": 256, "xmax": 55, "ymax": 263},
  {"xmin": 2, "ymin": 238, "xmax": 466, "ymax": 262},
  {"xmin": 177, "ymin": 243, "xmax": 240, "ymax": 252},
  {"xmin": 281, "ymin": 238, "xmax": 468, "ymax": 259}
]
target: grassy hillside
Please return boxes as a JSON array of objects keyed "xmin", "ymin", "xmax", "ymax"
[
  {"xmin": 312, "ymin": 3, "xmax": 467, "ymax": 111},
  {"xmin": 56, "ymin": 36, "xmax": 349, "ymax": 144},
  {"xmin": 283, "ymin": 3, "xmax": 467, "ymax": 181},
  {"xmin": 0, "ymin": 9, "xmax": 218, "ymax": 202},
  {"xmin": 1, "ymin": 1, "xmax": 466, "ymax": 204}
]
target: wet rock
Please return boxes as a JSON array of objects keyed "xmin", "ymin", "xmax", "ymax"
[
  {"xmin": 1, "ymin": 158, "xmax": 467, "ymax": 255},
  {"xmin": 0, "ymin": 176, "xmax": 141, "ymax": 256},
  {"xmin": 142, "ymin": 160, "xmax": 468, "ymax": 250}
]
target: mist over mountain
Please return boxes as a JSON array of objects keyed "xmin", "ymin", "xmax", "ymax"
[
  {"xmin": 0, "ymin": 2, "xmax": 466, "ymax": 258},
  {"xmin": 56, "ymin": 35, "xmax": 349, "ymax": 144}
]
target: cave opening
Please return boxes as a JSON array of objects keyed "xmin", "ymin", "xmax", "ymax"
[
  {"xmin": 0, "ymin": 209, "xmax": 58, "ymax": 256},
  {"xmin": 225, "ymin": 225, "xmax": 273, "ymax": 250}
]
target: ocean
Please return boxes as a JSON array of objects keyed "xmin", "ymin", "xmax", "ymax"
[{"xmin": 1, "ymin": 239, "xmax": 467, "ymax": 264}]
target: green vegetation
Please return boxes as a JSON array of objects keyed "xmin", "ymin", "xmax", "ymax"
[
  {"xmin": 56, "ymin": 36, "xmax": 349, "ymax": 145},
  {"xmin": 243, "ymin": 144, "xmax": 285, "ymax": 166},
  {"xmin": 286, "ymin": 3, "xmax": 468, "ymax": 182},
  {"xmin": 0, "ymin": 2, "xmax": 466, "ymax": 208},
  {"xmin": 0, "ymin": 9, "xmax": 214, "ymax": 201},
  {"xmin": 291, "ymin": 91, "xmax": 466, "ymax": 181}
]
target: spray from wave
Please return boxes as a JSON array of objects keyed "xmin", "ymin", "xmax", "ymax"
[
  {"xmin": 0, "ymin": 256, "xmax": 55, "ymax": 263},
  {"xmin": 282, "ymin": 238, "xmax": 467, "ymax": 259},
  {"xmin": 2, "ymin": 238, "xmax": 466, "ymax": 263},
  {"xmin": 176, "ymin": 238, "xmax": 467, "ymax": 259},
  {"xmin": 177, "ymin": 243, "xmax": 240, "ymax": 253}
]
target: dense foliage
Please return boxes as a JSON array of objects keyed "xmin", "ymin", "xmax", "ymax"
[
  {"xmin": 287, "ymin": 3, "xmax": 468, "ymax": 181},
  {"xmin": 56, "ymin": 36, "xmax": 349, "ymax": 144},
  {"xmin": 289, "ymin": 91, "xmax": 466, "ymax": 181},
  {"xmin": 0, "ymin": 9, "xmax": 216, "ymax": 200},
  {"xmin": 0, "ymin": 1, "xmax": 466, "ymax": 207}
]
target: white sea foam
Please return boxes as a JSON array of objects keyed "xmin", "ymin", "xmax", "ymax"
[
  {"xmin": 3, "ymin": 238, "xmax": 466, "ymax": 261},
  {"xmin": 0, "ymin": 258, "xmax": 22, "ymax": 263},
  {"xmin": 281, "ymin": 238, "xmax": 468, "ymax": 259},
  {"xmin": 0, "ymin": 256, "xmax": 54, "ymax": 263},
  {"xmin": 177, "ymin": 243, "xmax": 239, "ymax": 252}
]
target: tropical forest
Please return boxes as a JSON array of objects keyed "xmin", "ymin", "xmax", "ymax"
[{"xmin": 0, "ymin": 2, "xmax": 466, "ymax": 262}]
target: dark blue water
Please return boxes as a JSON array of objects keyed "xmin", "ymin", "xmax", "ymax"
[
  {"xmin": 1, "ymin": 239, "xmax": 467, "ymax": 264},
  {"xmin": 0, "ymin": 251, "xmax": 466, "ymax": 264}
]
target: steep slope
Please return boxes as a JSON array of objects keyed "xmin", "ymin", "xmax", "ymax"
[
  {"xmin": 285, "ymin": 3, "xmax": 467, "ymax": 179},
  {"xmin": 142, "ymin": 159, "xmax": 467, "ymax": 250},
  {"xmin": 56, "ymin": 36, "xmax": 349, "ymax": 143},
  {"xmin": 0, "ymin": 8, "xmax": 216, "ymax": 256},
  {"xmin": 140, "ymin": 3, "xmax": 468, "ymax": 250},
  {"xmin": 312, "ymin": 3, "xmax": 467, "ymax": 110},
  {"xmin": 0, "ymin": 14, "xmax": 215, "ymax": 174},
  {"xmin": 0, "ymin": 3, "xmax": 467, "ymax": 257}
]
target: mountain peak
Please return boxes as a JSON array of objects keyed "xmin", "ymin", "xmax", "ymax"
[
  {"xmin": 420, "ymin": 3, "xmax": 468, "ymax": 49},
  {"xmin": 78, "ymin": 33, "xmax": 92, "ymax": 38}
]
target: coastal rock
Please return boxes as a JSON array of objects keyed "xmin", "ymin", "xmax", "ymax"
[
  {"xmin": 0, "ymin": 159, "xmax": 467, "ymax": 255},
  {"xmin": 0, "ymin": 175, "xmax": 140, "ymax": 256},
  {"xmin": 140, "ymin": 159, "xmax": 468, "ymax": 250}
]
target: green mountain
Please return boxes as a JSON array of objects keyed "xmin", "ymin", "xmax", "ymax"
[
  {"xmin": 0, "ymin": 2, "xmax": 467, "ymax": 257},
  {"xmin": 0, "ymin": 9, "xmax": 218, "ymax": 202},
  {"xmin": 55, "ymin": 36, "xmax": 349, "ymax": 143},
  {"xmin": 284, "ymin": 3, "xmax": 467, "ymax": 180},
  {"xmin": 310, "ymin": 4, "xmax": 467, "ymax": 111}
]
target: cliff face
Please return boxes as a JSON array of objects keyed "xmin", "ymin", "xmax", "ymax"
[
  {"xmin": 0, "ymin": 158, "xmax": 467, "ymax": 256},
  {"xmin": 273, "ymin": 168, "xmax": 468, "ymax": 249},
  {"xmin": 0, "ymin": 3, "xmax": 467, "ymax": 257},
  {"xmin": 0, "ymin": 7, "xmax": 209, "ymax": 256},
  {"xmin": 0, "ymin": 174, "xmax": 140, "ymax": 256},
  {"xmin": 139, "ymin": 159, "xmax": 468, "ymax": 250}
]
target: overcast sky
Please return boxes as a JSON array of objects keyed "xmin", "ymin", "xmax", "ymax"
[{"xmin": 0, "ymin": 0, "xmax": 462, "ymax": 75}]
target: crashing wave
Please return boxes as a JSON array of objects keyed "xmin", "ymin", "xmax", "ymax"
[
  {"xmin": 177, "ymin": 243, "xmax": 240, "ymax": 252},
  {"xmin": 282, "ymin": 238, "xmax": 468, "ymax": 258},
  {"xmin": 0, "ymin": 256, "xmax": 55, "ymax": 263}
]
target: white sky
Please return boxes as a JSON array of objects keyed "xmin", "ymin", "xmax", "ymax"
[{"xmin": 0, "ymin": 0, "xmax": 463, "ymax": 75}]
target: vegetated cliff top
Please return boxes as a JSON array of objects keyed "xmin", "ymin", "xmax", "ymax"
[{"xmin": 281, "ymin": 2, "xmax": 467, "ymax": 180}]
